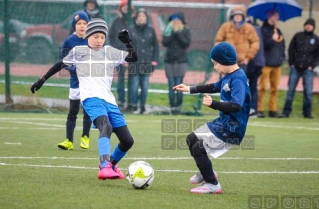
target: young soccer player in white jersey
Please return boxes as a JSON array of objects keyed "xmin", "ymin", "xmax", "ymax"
[
  {"xmin": 30, "ymin": 18, "xmax": 138, "ymax": 179},
  {"xmin": 173, "ymin": 42, "xmax": 251, "ymax": 194}
]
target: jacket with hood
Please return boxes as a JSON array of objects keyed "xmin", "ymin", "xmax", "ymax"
[
  {"xmin": 109, "ymin": 0, "xmax": 136, "ymax": 50},
  {"xmin": 214, "ymin": 5, "xmax": 259, "ymax": 63},
  {"xmin": 288, "ymin": 18, "xmax": 319, "ymax": 71},
  {"xmin": 128, "ymin": 9, "xmax": 159, "ymax": 73},
  {"xmin": 261, "ymin": 20, "xmax": 285, "ymax": 67},
  {"xmin": 162, "ymin": 12, "xmax": 191, "ymax": 64},
  {"xmin": 83, "ymin": 0, "xmax": 103, "ymax": 20},
  {"xmin": 69, "ymin": 0, "xmax": 103, "ymax": 35}
]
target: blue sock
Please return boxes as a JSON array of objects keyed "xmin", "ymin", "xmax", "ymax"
[
  {"xmin": 98, "ymin": 137, "xmax": 111, "ymax": 169},
  {"xmin": 111, "ymin": 145, "xmax": 126, "ymax": 168}
]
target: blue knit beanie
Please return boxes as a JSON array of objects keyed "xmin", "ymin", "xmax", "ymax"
[
  {"xmin": 210, "ymin": 42, "xmax": 237, "ymax": 66},
  {"xmin": 72, "ymin": 11, "xmax": 89, "ymax": 29}
]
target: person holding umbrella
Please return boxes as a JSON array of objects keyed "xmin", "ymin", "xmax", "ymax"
[
  {"xmin": 247, "ymin": 0, "xmax": 303, "ymax": 118},
  {"xmin": 257, "ymin": 9, "xmax": 285, "ymax": 118}
]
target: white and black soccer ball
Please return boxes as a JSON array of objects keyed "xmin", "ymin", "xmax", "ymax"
[{"xmin": 126, "ymin": 161, "xmax": 154, "ymax": 189}]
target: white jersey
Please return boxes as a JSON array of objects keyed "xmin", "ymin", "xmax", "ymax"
[{"xmin": 63, "ymin": 45, "xmax": 128, "ymax": 105}]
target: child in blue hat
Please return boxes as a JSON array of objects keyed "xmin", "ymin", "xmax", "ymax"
[{"xmin": 173, "ymin": 41, "xmax": 251, "ymax": 194}]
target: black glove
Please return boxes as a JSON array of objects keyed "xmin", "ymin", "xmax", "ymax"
[
  {"xmin": 118, "ymin": 29, "xmax": 131, "ymax": 45},
  {"xmin": 30, "ymin": 77, "xmax": 46, "ymax": 94}
]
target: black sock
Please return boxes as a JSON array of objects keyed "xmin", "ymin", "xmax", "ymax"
[
  {"xmin": 82, "ymin": 119, "xmax": 91, "ymax": 137},
  {"xmin": 82, "ymin": 110, "xmax": 91, "ymax": 137},
  {"xmin": 194, "ymin": 156, "xmax": 218, "ymax": 185},
  {"xmin": 66, "ymin": 119, "xmax": 76, "ymax": 142}
]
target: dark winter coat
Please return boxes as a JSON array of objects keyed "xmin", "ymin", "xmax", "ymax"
[
  {"xmin": 288, "ymin": 30, "xmax": 319, "ymax": 70},
  {"xmin": 83, "ymin": 0, "xmax": 103, "ymax": 20},
  {"xmin": 261, "ymin": 21, "xmax": 285, "ymax": 67},
  {"xmin": 248, "ymin": 23, "xmax": 265, "ymax": 67},
  {"xmin": 109, "ymin": 13, "xmax": 133, "ymax": 50},
  {"xmin": 128, "ymin": 19, "xmax": 159, "ymax": 74},
  {"xmin": 162, "ymin": 12, "xmax": 191, "ymax": 64}
]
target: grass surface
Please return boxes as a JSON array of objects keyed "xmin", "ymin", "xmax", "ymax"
[{"xmin": 0, "ymin": 113, "xmax": 319, "ymax": 209}]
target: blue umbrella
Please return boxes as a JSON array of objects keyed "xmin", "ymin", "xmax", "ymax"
[{"xmin": 247, "ymin": 0, "xmax": 302, "ymax": 22}]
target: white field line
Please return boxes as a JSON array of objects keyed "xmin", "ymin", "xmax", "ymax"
[
  {"xmin": 0, "ymin": 127, "xmax": 97, "ymax": 130},
  {"xmin": 4, "ymin": 142, "xmax": 21, "ymax": 145},
  {"xmin": 0, "ymin": 156, "xmax": 318, "ymax": 160},
  {"xmin": 1, "ymin": 117, "xmax": 318, "ymax": 131},
  {"xmin": 0, "ymin": 162, "xmax": 318, "ymax": 174},
  {"xmin": 0, "ymin": 118, "xmax": 140, "ymax": 123},
  {"xmin": 248, "ymin": 123, "xmax": 319, "ymax": 131},
  {"xmin": 0, "ymin": 120, "xmax": 65, "ymax": 127}
]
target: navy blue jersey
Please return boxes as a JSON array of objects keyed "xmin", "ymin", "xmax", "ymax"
[
  {"xmin": 207, "ymin": 69, "xmax": 251, "ymax": 145},
  {"xmin": 61, "ymin": 34, "xmax": 88, "ymax": 89}
]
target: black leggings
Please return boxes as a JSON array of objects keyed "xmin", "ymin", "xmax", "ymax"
[
  {"xmin": 67, "ymin": 99, "xmax": 90, "ymax": 121},
  {"xmin": 186, "ymin": 132, "xmax": 207, "ymax": 158},
  {"xmin": 186, "ymin": 132, "xmax": 218, "ymax": 184},
  {"xmin": 94, "ymin": 116, "xmax": 134, "ymax": 152},
  {"xmin": 66, "ymin": 99, "xmax": 91, "ymax": 141}
]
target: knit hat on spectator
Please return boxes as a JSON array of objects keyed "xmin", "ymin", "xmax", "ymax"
[
  {"xmin": 72, "ymin": 11, "xmax": 89, "ymax": 29},
  {"xmin": 118, "ymin": 0, "xmax": 135, "ymax": 14},
  {"xmin": 210, "ymin": 42, "xmax": 237, "ymax": 66},
  {"xmin": 85, "ymin": 18, "xmax": 108, "ymax": 39},
  {"xmin": 304, "ymin": 18, "xmax": 315, "ymax": 28}
]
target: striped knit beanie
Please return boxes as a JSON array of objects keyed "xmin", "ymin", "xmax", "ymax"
[{"xmin": 85, "ymin": 18, "xmax": 108, "ymax": 39}]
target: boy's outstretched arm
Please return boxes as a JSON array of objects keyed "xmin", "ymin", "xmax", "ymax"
[
  {"xmin": 30, "ymin": 61, "xmax": 67, "ymax": 93},
  {"xmin": 173, "ymin": 83, "xmax": 220, "ymax": 94},
  {"xmin": 117, "ymin": 29, "xmax": 138, "ymax": 62}
]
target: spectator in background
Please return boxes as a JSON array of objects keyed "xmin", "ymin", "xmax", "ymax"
[
  {"xmin": 128, "ymin": 8, "xmax": 159, "ymax": 114},
  {"xmin": 257, "ymin": 9, "xmax": 285, "ymax": 118},
  {"xmin": 214, "ymin": 5, "xmax": 259, "ymax": 73},
  {"xmin": 246, "ymin": 17, "xmax": 265, "ymax": 118},
  {"xmin": 70, "ymin": 0, "xmax": 103, "ymax": 35},
  {"xmin": 109, "ymin": 0, "xmax": 135, "ymax": 110},
  {"xmin": 282, "ymin": 18, "xmax": 319, "ymax": 119},
  {"xmin": 162, "ymin": 11, "xmax": 191, "ymax": 115},
  {"xmin": 83, "ymin": 0, "xmax": 103, "ymax": 20}
]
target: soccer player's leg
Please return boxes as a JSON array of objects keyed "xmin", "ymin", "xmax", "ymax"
[
  {"xmin": 112, "ymin": 126, "xmax": 134, "ymax": 179},
  {"xmin": 80, "ymin": 108, "xmax": 91, "ymax": 149},
  {"xmin": 107, "ymin": 102, "xmax": 134, "ymax": 179},
  {"xmin": 187, "ymin": 132, "xmax": 218, "ymax": 185},
  {"xmin": 190, "ymin": 140, "xmax": 222, "ymax": 194},
  {"xmin": 82, "ymin": 98, "xmax": 119, "ymax": 180},
  {"xmin": 57, "ymin": 99, "xmax": 80, "ymax": 150}
]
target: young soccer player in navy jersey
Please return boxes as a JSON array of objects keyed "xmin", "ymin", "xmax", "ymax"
[
  {"xmin": 30, "ymin": 11, "xmax": 91, "ymax": 150},
  {"xmin": 57, "ymin": 11, "xmax": 92, "ymax": 150},
  {"xmin": 30, "ymin": 18, "xmax": 138, "ymax": 179},
  {"xmin": 173, "ymin": 41, "xmax": 251, "ymax": 194}
]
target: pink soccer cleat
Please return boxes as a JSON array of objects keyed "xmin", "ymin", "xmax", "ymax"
[
  {"xmin": 98, "ymin": 162, "xmax": 119, "ymax": 180},
  {"xmin": 190, "ymin": 182, "xmax": 222, "ymax": 194},
  {"xmin": 113, "ymin": 165, "xmax": 125, "ymax": 179}
]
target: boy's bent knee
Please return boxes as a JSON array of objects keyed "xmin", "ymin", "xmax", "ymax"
[
  {"xmin": 186, "ymin": 132, "xmax": 198, "ymax": 148},
  {"xmin": 119, "ymin": 136, "xmax": 134, "ymax": 152}
]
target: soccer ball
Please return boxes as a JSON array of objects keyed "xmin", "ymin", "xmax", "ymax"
[{"xmin": 126, "ymin": 161, "xmax": 154, "ymax": 189}]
